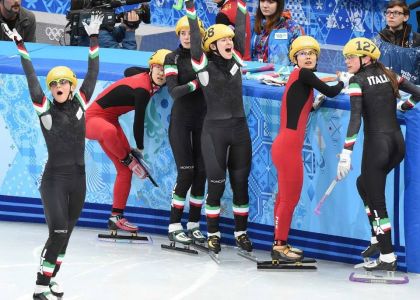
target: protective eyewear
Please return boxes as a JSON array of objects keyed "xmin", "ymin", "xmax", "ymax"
[
  {"xmin": 297, "ymin": 50, "xmax": 317, "ymax": 57},
  {"xmin": 384, "ymin": 11, "xmax": 405, "ymax": 17},
  {"xmin": 344, "ymin": 54, "xmax": 363, "ymax": 60},
  {"xmin": 49, "ymin": 79, "xmax": 70, "ymax": 88}
]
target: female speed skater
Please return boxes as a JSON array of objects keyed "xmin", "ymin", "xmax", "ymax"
[
  {"xmin": 271, "ymin": 35, "xmax": 348, "ymax": 262},
  {"xmin": 85, "ymin": 48, "xmax": 171, "ymax": 238},
  {"xmin": 337, "ymin": 37, "xmax": 420, "ymax": 272},
  {"xmin": 1, "ymin": 14, "xmax": 102, "ymax": 300},
  {"xmin": 163, "ymin": 16, "xmax": 207, "ymax": 247},
  {"xmin": 183, "ymin": 0, "xmax": 253, "ymax": 258}
]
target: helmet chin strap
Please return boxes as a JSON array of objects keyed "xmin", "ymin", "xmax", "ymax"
[
  {"xmin": 66, "ymin": 83, "xmax": 74, "ymax": 101},
  {"xmin": 149, "ymin": 69, "xmax": 161, "ymax": 92},
  {"xmin": 211, "ymin": 42, "xmax": 222, "ymax": 57},
  {"xmin": 67, "ymin": 91, "xmax": 73, "ymax": 101},
  {"xmin": 358, "ymin": 56, "xmax": 369, "ymax": 71}
]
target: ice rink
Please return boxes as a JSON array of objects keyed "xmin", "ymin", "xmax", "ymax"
[{"xmin": 1, "ymin": 221, "xmax": 419, "ymax": 300}]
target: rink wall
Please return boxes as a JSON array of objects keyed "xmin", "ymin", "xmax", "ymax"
[{"xmin": 0, "ymin": 41, "xmax": 419, "ymax": 272}]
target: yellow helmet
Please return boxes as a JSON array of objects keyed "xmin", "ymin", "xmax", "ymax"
[
  {"xmin": 289, "ymin": 36, "xmax": 321, "ymax": 64},
  {"xmin": 46, "ymin": 66, "xmax": 77, "ymax": 90},
  {"xmin": 148, "ymin": 49, "xmax": 172, "ymax": 66},
  {"xmin": 343, "ymin": 37, "xmax": 381, "ymax": 60},
  {"xmin": 175, "ymin": 16, "xmax": 206, "ymax": 37},
  {"xmin": 202, "ymin": 24, "xmax": 234, "ymax": 52}
]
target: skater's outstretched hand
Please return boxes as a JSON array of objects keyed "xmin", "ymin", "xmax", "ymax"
[
  {"xmin": 337, "ymin": 149, "xmax": 352, "ymax": 180},
  {"xmin": 83, "ymin": 13, "xmax": 104, "ymax": 37},
  {"xmin": 1, "ymin": 23, "xmax": 22, "ymax": 44},
  {"xmin": 397, "ymin": 96, "xmax": 416, "ymax": 112},
  {"xmin": 337, "ymin": 71, "xmax": 353, "ymax": 89},
  {"xmin": 313, "ymin": 93, "xmax": 326, "ymax": 110}
]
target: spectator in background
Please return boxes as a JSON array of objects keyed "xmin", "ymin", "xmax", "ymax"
[
  {"xmin": 378, "ymin": 0, "xmax": 419, "ymax": 47},
  {"xmin": 408, "ymin": 1, "xmax": 419, "ymax": 33},
  {"xmin": 374, "ymin": 0, "xmax": 419, "ymax": 84},
  {"xmin": 213, "ymin": 0, "xmax": 251, "ymax": 60},
  {"xmin": 251, "ymin": 0, "xmax": 303, "ymax": 65},
  {"xmin": 76, "ymin": 9, "xmax": 141, "ymax": 50},
  {"xmin": 0, "ymin": 0, "xmax": 36, "ymax": 42}
]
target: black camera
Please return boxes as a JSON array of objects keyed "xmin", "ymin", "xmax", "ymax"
[{"xmin": 66, "ymin": 0, "xmax": 150, "ymax": 44}]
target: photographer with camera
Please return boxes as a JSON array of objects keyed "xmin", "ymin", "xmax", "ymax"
[
  {"xmin": 68, "ymin": 0, "xmax": 150, "ymax": 50},
  {"xmin": 0, "ymin": 0, "xmax": 36, "ymax": 42}
]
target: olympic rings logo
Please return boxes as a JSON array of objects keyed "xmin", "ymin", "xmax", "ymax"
[{"xmin": 45, "ymin": 27, "xmax": 64, "ymax": 41}]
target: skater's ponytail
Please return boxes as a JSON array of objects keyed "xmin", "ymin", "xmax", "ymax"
[{"xmin": 376, "ymin": 62, "xmax": 401, "ymax": 99}]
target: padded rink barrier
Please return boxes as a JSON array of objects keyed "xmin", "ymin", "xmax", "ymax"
[
  {"xmin": 404, "ymin": 105, "xmax": 420, "ymax": 273},
  {"xmin": 0, "ymin": 42, "xmax": 419, "ymax": 272}
]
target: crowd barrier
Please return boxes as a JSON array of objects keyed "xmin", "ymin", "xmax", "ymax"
[{"xmin": 0, "ymin": 41, "xmax": 419, "ymax": 272}]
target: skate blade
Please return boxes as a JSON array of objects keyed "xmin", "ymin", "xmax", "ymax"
[
  {"xmin": 257, "ymin": 258, "xmax": 317, "ymax": 271},
  {"xmin": 237, "ymin": 249, "xmax": 259, "ymax": 263},
  {"xmin": 161, "ymin": 243, "xmax": 198, "ymax": 255},
  {"xmin": 209, "ymin": 252, "xmax": 220, "ymax": 264},
  {"xmin": 349, "ymin": 272, "xmax": 409, "ymax": 284},
  {"xmin": 191, "ymin": 242, "xmax": 209, "ymax": 253},
  {"xmin": 354, "ymin": 259, "xmax": 372, "ymax": 269},
  {"xmin": 97, "ymin": 233, "xmax": 152, "ymax": 244}
]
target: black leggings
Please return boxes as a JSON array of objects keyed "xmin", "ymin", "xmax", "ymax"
[
  {"xmin": 201, "ymin": 118, "xmax": 251, "ymax": 234},
  {"xmin": 356, "ymin": 131, "xmax": 405, "ymax": 254},
  {"xmin": 168, "ymin": 117, "xmax": 206, "ymax": 224},
  {"xmin": 37, "ymin": 166, "xmax": 86, "ymax": 285}
]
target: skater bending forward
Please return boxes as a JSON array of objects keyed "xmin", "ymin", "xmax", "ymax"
[
  {"xmin": 1, "ymin": 14, "xmax": 102, "ymax": 300},
  {"xmin": 85, "ymin": 49, "xmax": 170, "ymax": 236},
  {"xmin": 271, "ymin": 35, "xmax": 346, "ymax": 262},
  {"xmin": 337, "ymin": 37, "xmax": 420, "ymax": 272},
  {"xmin": 185, "ymin": 0, "xmax": 253, "ymax": 255}
]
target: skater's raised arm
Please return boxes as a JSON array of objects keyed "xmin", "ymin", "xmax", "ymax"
[
  {"xmin": 185, "ymin": 0, "xmax": 205, "ymax": 68},
  {"xmin": 76, "ymin": 14, "xmax": 103, "ymax": 108},
  {"xmin": 1, "ymin": 23, "xmax": 46, "ymax": 110},
  {"xmin": 232, "ymin": 0, "xmax": 247, "ymax": 61}
]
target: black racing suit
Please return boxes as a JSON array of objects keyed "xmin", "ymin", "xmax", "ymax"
[
  {"xmin": 344, "ymin": 63, "xmax": 420, "ymax": 255},
  {"xmin": 17, "ymin": 37, "xmax": 99, "ymax": 285},
  {"xmin": 164, "ymin": 46, "xmax": 207, "ymax": 226},
  {"xmin": 186, "ymin": 0, "xmax": 251, "ymax": 235}
]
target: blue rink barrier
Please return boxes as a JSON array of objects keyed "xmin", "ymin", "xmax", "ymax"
[{"xmin": 0, "ymin": 42, "xmax": 419, "ymax": 273}]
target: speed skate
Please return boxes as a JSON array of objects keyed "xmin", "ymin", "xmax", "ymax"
[
  {"xmin": 98, "ymin": 214, "xmax": 152, "ymax": 244},
  {"xmin": 98, "ymin": 230, "xmax": 152, "ymax": 244},
  {"xmin": 161, "ymin": 230, "xmax": 198, "ymax": 255},
  {"xmin": 237, "ymin": 248, "xmax": 259, "ymax": 262},
  {"xmin": 350, "ymin": 259, "xmax": 409, "ymax": 284},
  {"xmin": 257, "ymin": 258, "xmax": 317, "ymax": 271},
  {"xmin": 349, "ymin": 271, "xmax": 409, "ymax": 284}
]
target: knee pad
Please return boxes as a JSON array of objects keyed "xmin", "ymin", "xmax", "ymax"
[
  {"xmin": 43, "ymin": 231, "xmax": 68, "ymax": 262},
  {"xmin": 207, "ymin": 178, "xmax": 226, "ymax": 204},
  {"xmin": 191, "ymin": 170, "xmax": 206, "ymax": 196},
  {"xmin": 175, "ymin": 168, "xmax": 194, "ymax": 195}
]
